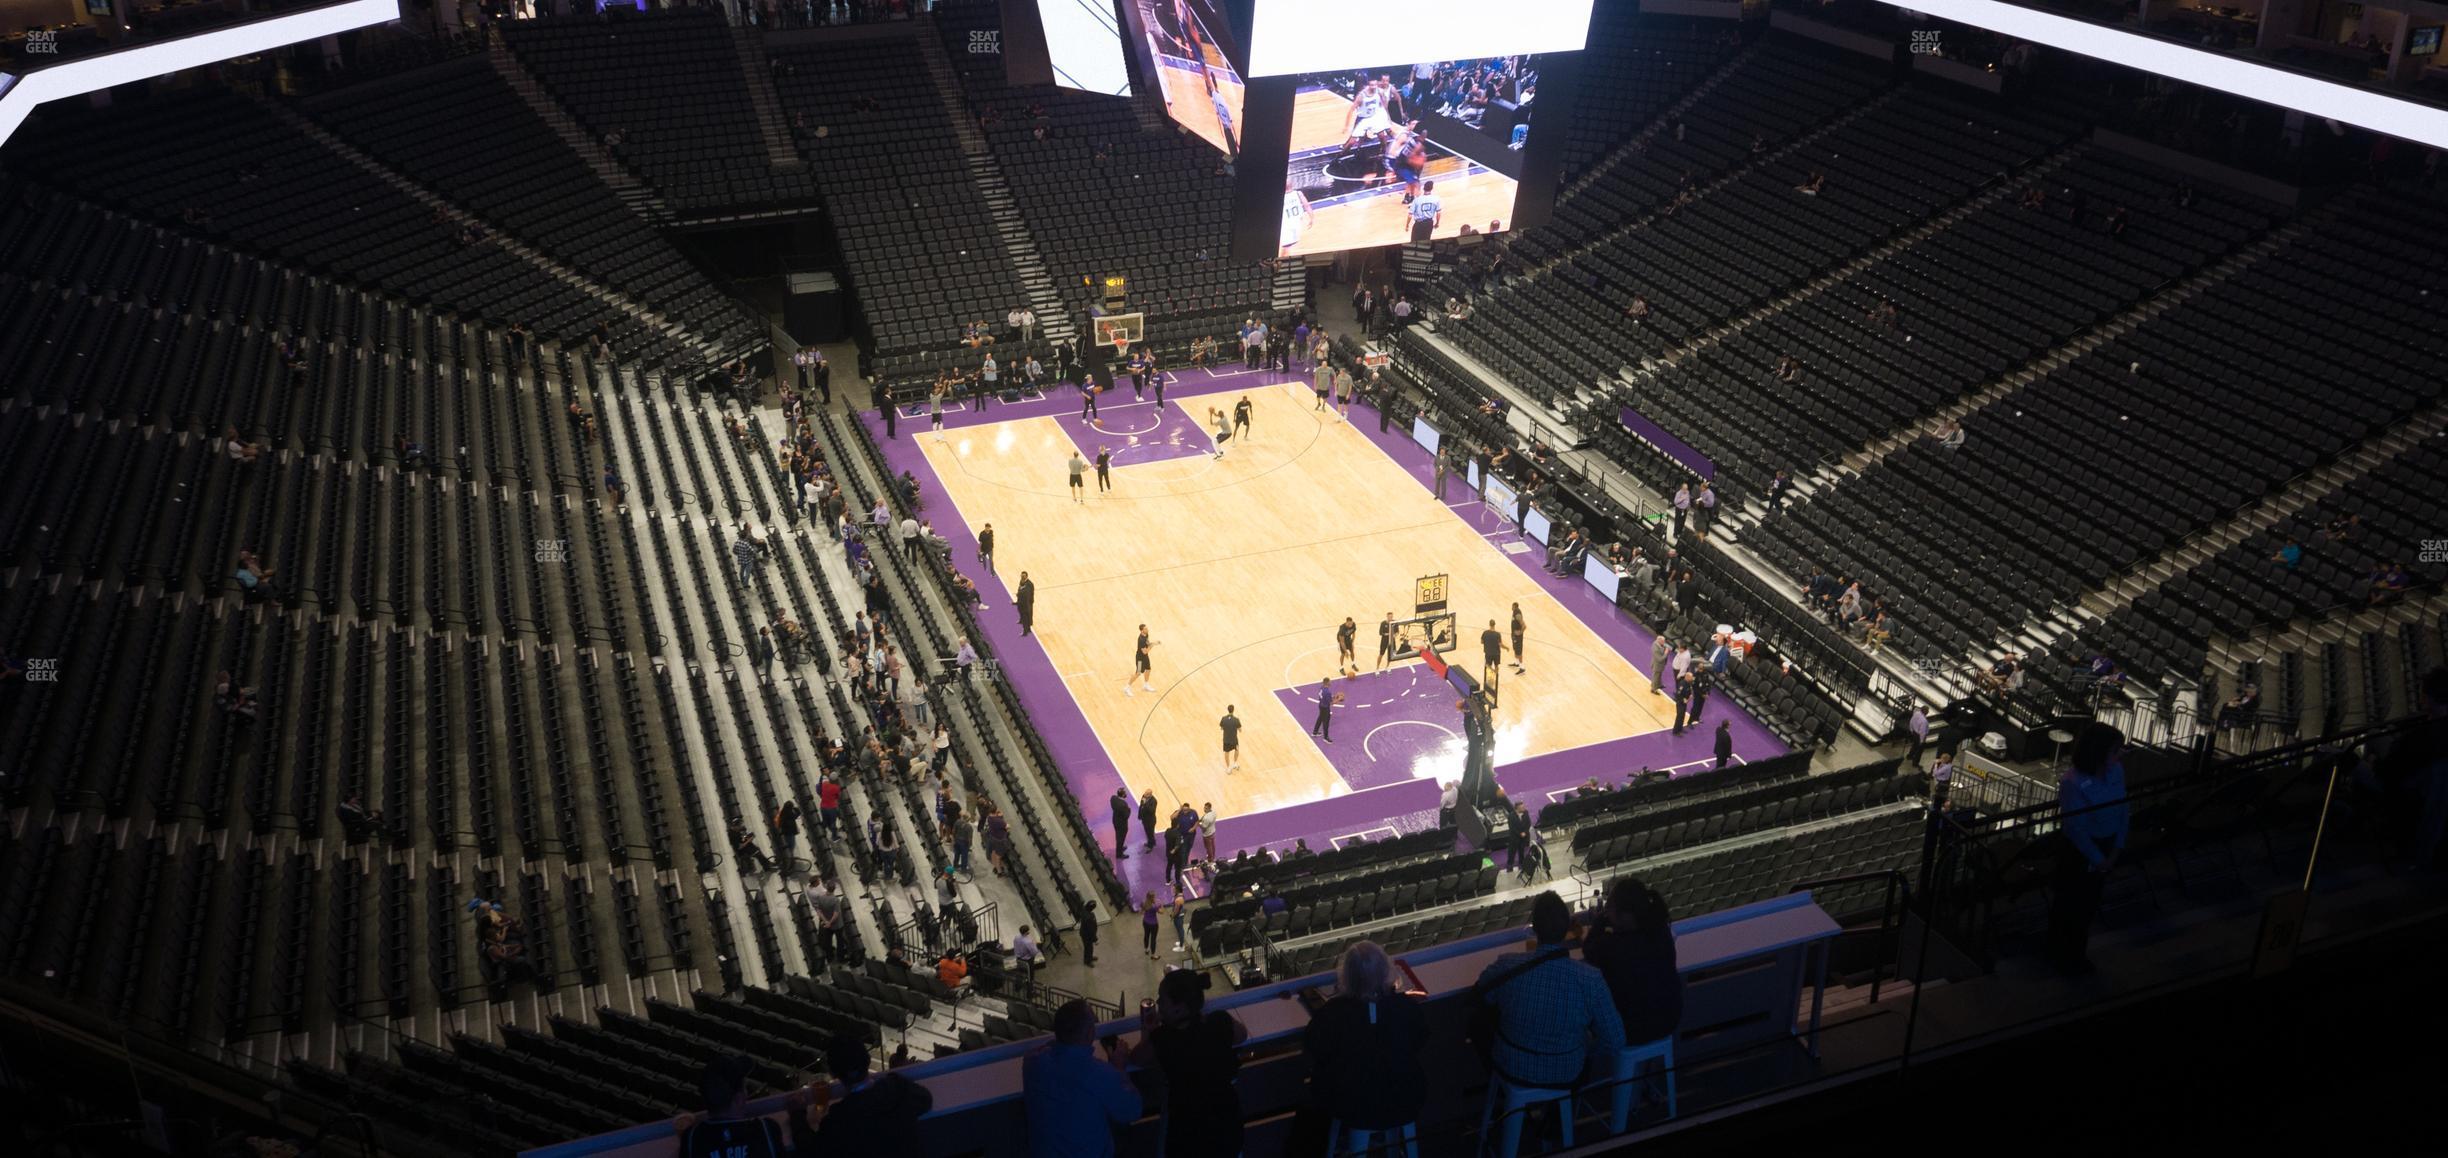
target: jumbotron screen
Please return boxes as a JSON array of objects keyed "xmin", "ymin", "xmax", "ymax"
[
  {"xmin": 1272, "ymin": 56, "xmax": 1541, "ymax": 257},
  {"xmin": 1125, "ymin": 0, "xmax": 1246, "ymax": 155},
  {"xmin": 1225, "ymin": 0, "xmax": 1589, "ymax": 259}
]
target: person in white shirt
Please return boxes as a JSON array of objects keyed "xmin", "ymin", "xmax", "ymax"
[
  {"xmin": 1012, "ymin": 925, "xmax": 1042, "ymax": 981},
  {"xmin": 1281, "ymin": 181, "xmax": 1313, "ymax": 256},
  {"xmin": 1008, "ymin": 307, "xmax": 1026, "ymax": 342}
]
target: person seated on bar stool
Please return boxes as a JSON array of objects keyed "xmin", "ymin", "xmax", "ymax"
[
  {"xmin": 1472, "ymin": 892, "xmax": 1625, "ymax": 1158},
  {"xmin": 1579, "ymin": 878, "xmax": 1683, "ymax": 1131},
  {"xmin": 1300, "ymin": 939, "xmax": 1426, "ymax": 1156}
]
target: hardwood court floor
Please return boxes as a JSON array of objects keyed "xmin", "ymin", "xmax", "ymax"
[
  {"xmin": 911, "ymin": 377, "xmax": 1672, "ymax": 820},
  {"xmin": 1155, "ymin": 58, "xmax": 1242, "ymax": 155}
]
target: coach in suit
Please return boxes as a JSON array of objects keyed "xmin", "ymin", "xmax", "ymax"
[
  {"xmin": 1110, "ymin": 787, "xmax": 1132, "ymax": 860},
  {"xmin": 1016, "ymin": 572, "xmax": 1035, "ymax": 636}
]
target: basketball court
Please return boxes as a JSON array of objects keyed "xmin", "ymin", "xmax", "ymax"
[{"xmin": 861, "ymin": 361, "xmax": 1784, "ymax": 895}]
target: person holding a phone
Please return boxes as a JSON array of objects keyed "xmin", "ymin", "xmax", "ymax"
[{"xmin": 1129, "ymin": 969, "xmax": 1248, "ymax": 1157}]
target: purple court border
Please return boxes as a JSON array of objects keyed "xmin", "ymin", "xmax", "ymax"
[{"xmin": 856, "ymin": 365, "xmax": 1786, "ymax": 903}]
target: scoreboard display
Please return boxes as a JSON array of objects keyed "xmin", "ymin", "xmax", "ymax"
[{"xmin": 1225, "ymin": 0, "xmax": 1594, "ymax": 260}]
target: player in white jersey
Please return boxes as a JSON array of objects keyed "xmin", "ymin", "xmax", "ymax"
[
  {"xmin": 1341, "ymin": 76, "xmax": 1398, "ymax": 148},
  {"xmin": 1281, "ymin": 180, "xmax": 1313, "ymax": 255}
]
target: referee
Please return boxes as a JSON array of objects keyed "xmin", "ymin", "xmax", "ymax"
[
  {"xmin": 1377, "ymin": 612, "xmax": 1399, "ymax": 671},
  {"xmin": 1408, "ymin": 180, "xmax": 1443, "ymax": 242}
]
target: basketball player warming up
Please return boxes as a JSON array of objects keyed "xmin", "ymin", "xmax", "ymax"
[{"xmin": 1125, "ymin": 625, "xmax": 1158, "ymax": 695}]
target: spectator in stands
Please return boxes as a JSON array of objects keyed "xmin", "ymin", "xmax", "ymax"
[
  {"xmin": 336, "ymin": 795, "xmax": 384, "ymax": 843},
  {"xmin": 1169, "ymin": 887, "xmax": 1193, "ymax": 957},
  {"xmin": 1906, "ymin": 704, "xmax": 1931, "ymax": 765},
  {"xmin": 2218, "ymin": 685, "xmax": 2261, "ymax": 734},
  {"xmin": 815, "ymin": 1033, "xmax": 934, "ymax": 1155},
  {"xmin": 2324, "ymin": 513, "xmax": 2366, "ymax": 542},
  {"xmin": 390, "ymin": 433, "xmax": 433, "ymax": 471},
  {"xmin": 1474, "ymin": 892, "xmax": 1625, "ymax": 1156},
  {"xmin": 675, "ymin": 1054, "xmax": 823, "ymax": 1158},
  {"xmin": 1580, "ymin": 878, "xmax": 1683, "ymax": 1131},
  {"xmin": 1130, "ymin": 968, "xmax": 1248, "ymax": 1158},
  {"xmin": 806, "ymin": 879, "xmax": 846, "ymax": 963},
  {"xmin": 2106, "ymin": 205, "xmax": 2130, "ymax": 239},
  {"xmin": 774, "ymin": 800, "xmax": 803, "ymax": 861},
  {"xmin": 1625, "ymin": 294, "xmax": 1650, "ymax": 322},
  {"xmin": 1025, "ymin": 998, "xmax": 1140, "ymax": 1158},
  {"xmin": 233, "ymin": 550, "xmax": 278, "ymax": 604},
  {"xmin": 2020, "ymin": 185, "xmax": 2048, "ymax": 211},
  {"xmin": 2048, "ymin": 723, "xmax": 2130, "ymax": 974},
  {"xmin": 2368, "ymin": 561, "xmax": 2412, "ymax": 606},
  {"xmin": 817, "ymin": 773, "xmax": 842, "ymax": 836},
  {"xmin": 222, "ymin": 427, "xmax": 260, "ymax": 466},
  {"xmin": 1142, "ymin": 891, "xmax": 1162, "ymax": 959},
  {"xmin": 1933, "ymin": 418, "xmax": 1965, "ymax": 451},
  {"xmin": 732, "ymin": 820, "xmax": 777, "ymax": 875},
  {"xmin": 1693, "ymin": 483, "xmax": 1717, "ymax": 538},
  {"xmin": 2271, "ymin": 538, "xmax": 2305, "ymax": 569},
  {"xmin": 1301, "ymin": 939, "xmax": 1426, "ymax": 1151},
  {"xmin": 1871, "ymin": 296, "xmax": 1900, "ymax": 332},
  {"xmin": 603, "ymin": 465, "xmax": 623, "ymax": 502},
  {"xmin": 1796, "ymin": 171, "xmax": 1825, "ymax": 196},
  {"xmin": 1670, "ymin": 482, "xmax": 1690, "ymax": 537},
  {"xmin": 1774, "ymin": 355, "xmax": 1800, "ymax": 383},
  {"xmin": 215, "ymin": 672, "xmax": 259, "ymax": 723}
]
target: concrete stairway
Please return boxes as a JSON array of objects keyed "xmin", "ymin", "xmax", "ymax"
[
  {"xmin": 916, "ymin": 21, "xmax": 1077, "ymax": 347},
  {"xmin": 487, "ymin": 40, "xmax": 671, "ymax": 225},
  {"xmin": 731, "ymin": 26, "xmax": 810, "ymax": 173}
]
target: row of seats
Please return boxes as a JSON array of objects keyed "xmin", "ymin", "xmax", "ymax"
[
  {"xmin": 2082, "ymin": 438, "xmax": 2448, "ymax": 688},
  {"xmin": 501, "ymin": 8, "xmax": 817, "ymax": 211},
  {"xmin": 303, "ymin": 54, "xmax": 764, "ymax": 360},
  {"xmin": 4, "ymin": 89, "xmax": 688, "ymax": 364},
  {"xmin": 767, "ymin": 36, "xmax": 1031, "ymax": 357},
  {"xmin": 1751, "ymin": 188, "xmax": 2447, "ymax": 679}
]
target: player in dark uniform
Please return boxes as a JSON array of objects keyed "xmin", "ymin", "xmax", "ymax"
[
  {"xmin": 1482, "ymin": 619, "xmax": 1503, "ymax": 672},
  {"xmin": 1220, "ymin": 705, "xmax": 1242, "ymax": 772},
  {"xmin": 1125, "ymin": 625, "xmax": 1156, "ymax": 695},
  {"xmin": 1095, "ymin": 447, "xmax": 1113, "ymax": 493},
  {"xmin": 1509, "ymin": 602, "xmax": 1527, "ymax": 675},
  {"xmin": 1336, "ymin": 617, "xmax": 1358, "ymax": 674},
  {"xmin": 1233, "ymin": 395, "xmax": 1253, "ymax": 441},
  {"xmin": 1377, "ymin": 612, "xmax": 1399, "ymax": 670}
]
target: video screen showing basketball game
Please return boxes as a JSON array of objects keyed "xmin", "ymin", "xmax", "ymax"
[
  {"xmin": 1274, "ymin": 56, "xmax": 1538, "ymax": 257},
  {"xmin": 1128, "ymin": 0, "xmax": 1244, "ymax": 155}
]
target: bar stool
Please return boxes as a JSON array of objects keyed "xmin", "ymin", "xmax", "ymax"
[
  {"xmin": 1329, "ymin": 1119, "xmax": 1419, "ymax": 1157},
  {"xmin": 1481, "ymin": 1075, "xmax": 1575, "ymax": 1158},
  {"xmin": 1606, "ymin": 1036, "xmax": 1677, "ymax": 1133}
]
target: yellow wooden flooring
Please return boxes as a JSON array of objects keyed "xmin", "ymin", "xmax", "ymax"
[{"xmin": 911, "ymin": 379, "xmax": 1671, "ymax": 820}]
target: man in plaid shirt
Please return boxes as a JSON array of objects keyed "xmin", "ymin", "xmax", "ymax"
[{"xmin": 1476, "ymin": 892, "xmax": 1626, "ymax": 1091}]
